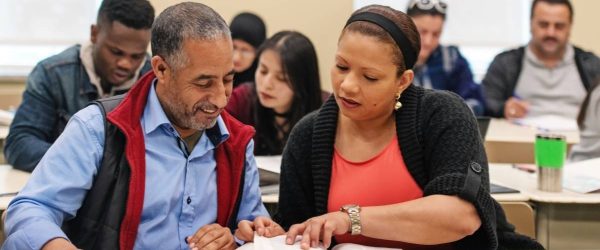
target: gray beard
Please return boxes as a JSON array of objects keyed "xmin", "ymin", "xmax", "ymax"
[{"xmin": 161, "ymin": 90, "xmax": 219, "ymax": 131}]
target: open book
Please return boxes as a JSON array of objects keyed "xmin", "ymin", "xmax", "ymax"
[{"xmin": 238, "ymin": 235, "xmax": 402, "ymax": 250}]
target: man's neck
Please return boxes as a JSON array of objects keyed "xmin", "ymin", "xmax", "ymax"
[{"xmin": 529, "ymin": 44, "xmax": 566, "ymax": 69}]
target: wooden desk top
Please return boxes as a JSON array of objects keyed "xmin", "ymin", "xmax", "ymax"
[
  {"xmin": 0, "ymin": 164, "xmax": 30, "ymax": 210},
  {"xmin": 485, "ymin": 119, "xmax": 579, "ymax": 144},
  {"xmin": 490, "ymin": 161, "xmax": 600, "ymax": 204}
]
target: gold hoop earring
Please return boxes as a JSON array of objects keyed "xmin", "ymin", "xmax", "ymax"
[{"xmin": 394, "ymin": 93, "xmax": 402, "ymax": 111}]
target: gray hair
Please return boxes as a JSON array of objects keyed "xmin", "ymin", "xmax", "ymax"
[{"xmin": 151, "ymin": 2, "xmax": 231, "ymax": 69}]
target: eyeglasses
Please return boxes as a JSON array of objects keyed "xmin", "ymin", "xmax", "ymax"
[{"xmin": 408, "ymin": 0, "xmax": 447, "ymax": 14}]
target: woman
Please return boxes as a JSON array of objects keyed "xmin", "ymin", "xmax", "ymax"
[
  {"xmin": 230, "ymin": 12, "xmax": 266, "ymax": 88},
  {"xmin": 235, "ymin": 5, "xmax": 542, "ymax": 250},
  {"xmin": 226, "ymin": 31, "xmax": 324, "ymax": 155},
  {"xmin": 569, "ymin": 83, "xmax": 600, "ymax": 162}
]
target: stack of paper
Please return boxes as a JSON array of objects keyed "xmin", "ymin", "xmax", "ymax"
[
  {"xmin": 563, "ymin": 158, "xmax": 600, "ymax": 193},
  {"xmin": 513, "ymin": 115, "xmax": 578, "ymax": 132}
]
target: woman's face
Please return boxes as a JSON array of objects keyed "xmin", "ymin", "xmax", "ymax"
[
  {"xmin": 331, "ymin": 31, "xmax": 410, "ymax": 122},
  {"xmin": 233, "ymin": 39, "xmax": 256, "ymax": 73},
  {"xmin": 255, "ymin": 49, "xmax": 295, "ymax": 114}
]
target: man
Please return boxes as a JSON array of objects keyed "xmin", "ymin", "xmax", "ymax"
[
  {"xmin": 2, "ymin": 2, "xmax": 267, "ymax": 250},
  {"xmin": 407, "ymin": 0, "xmax": 485, "ymax": 115},
  {"xmin": 4, "ymin": 0, "xmax": 154, "ymax": 172},
  {"xmin": 482, "ymin": 0, "xmax": 600, "ymax": 119}
]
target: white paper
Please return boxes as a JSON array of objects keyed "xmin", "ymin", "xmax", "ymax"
[
  {"xmin": 332, "ymin": 243, "xmax": 402, "ymax": 250},
  {"xmin": 563, "ymin": 158, "xmax": 600, "ymax": 193},
  {"xmin": 0, "ymin": 109, "xmax": 14, "ymax": 126},
  {"xmin": 513, "ymin": 115, "xmax": 578, "ymax": 132},
  {"xmin": 255, "ymin": 155, "xmax": 282, "ymax": 174},
  {"xmin": 237, "ymin": 235, "xmax": 324, "ymax": 250},
  {"xmin": 238, "ymin": 234, "xmax": 402, "ymax": 250}
]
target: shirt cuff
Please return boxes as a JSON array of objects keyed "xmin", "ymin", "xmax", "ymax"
[
  {"xmin": 7, "ymin": 220, "xmax": 69, "ymax": 250},
  {"xmin": 234, "ymin": 235, "xmax": 246, "ymax": 246}
]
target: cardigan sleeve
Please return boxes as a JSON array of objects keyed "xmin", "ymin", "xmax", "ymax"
[
  {"xmin": 274, "ymin": 112, "xmax": 317, "ymax": 230},
  {"xmin": 418, "ymin": 90, "xmax": 499, "ymax": 249}
]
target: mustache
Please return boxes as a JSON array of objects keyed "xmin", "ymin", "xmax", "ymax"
[
  {"xmin": 191, "ymin": 101, "xmax": 219, "ymax": 114},
  {"xmin": 542, "ymin": 37, "xmax": 558, "ymax": 43}
]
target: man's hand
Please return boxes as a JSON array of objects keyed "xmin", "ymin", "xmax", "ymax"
[
  {"xmin": 235, "ymin": 216, "xmax": 286, "ymax": 242},
  {"xmin": 187, "ymin": 223, "xmax": 236, "ymax": 250},
  {"xmin": 41, "ymin": 238, "xmax": 79, "ymax": 250},
  {"xmin": 504, "ymin": 97, "xmax": 529, "ymax": 119}
]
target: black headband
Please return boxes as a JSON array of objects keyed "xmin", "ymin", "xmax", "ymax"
[{"xmin": 345, "ymin": 12, "xmax": 417, "ymax": 69}]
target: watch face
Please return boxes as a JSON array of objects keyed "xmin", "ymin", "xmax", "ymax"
[{"xmin": 342, "ymin": 204, "xmax": 360, "ymax": 212}]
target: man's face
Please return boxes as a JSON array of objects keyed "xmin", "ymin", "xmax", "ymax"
[
  {"xmin": 411, "ymin": 14, "xmax": 444, "ymax": 65},
  {"xmin": 154, "ymin": 37, "xmax": 235, "ymax": 135},
  {"xmin": 530, "ymin": 2, "xmax": 572, "ymax": 58},
  {"xmin": 91, "ymin": 21, "xmax": 151, "ymax": 87}
]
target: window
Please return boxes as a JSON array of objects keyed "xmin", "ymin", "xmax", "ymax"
[
  {"xmin": 353, "ymin": 0, "xmax": 532, "ymax": 82},
  {"xmin": 0, "ymin": 0, "xmax": 102, "ymax": 76}
]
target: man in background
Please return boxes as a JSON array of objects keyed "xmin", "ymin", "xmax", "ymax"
[
  {"xmin": 4, "ymin": 0, "xmax": 154, "ymax": 171},
  {"xmin": 407, "ymin": 0, "xmax": 485, "ymax": 115},
  {"xmin": 482, "ymin": 0, "xmax": 600, "ymax": 119}
]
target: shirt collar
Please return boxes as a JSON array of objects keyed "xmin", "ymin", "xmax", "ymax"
[
  {"xmin": 142, "ymin": 80, "xmax": 230, "ymax": 145},
  {"xmin": 525, "ymin": 43, "xmax": 574, "ymax": 68},
  {"xmin": 79, "ymin": 41, "xmax": 147, "ymax": 98}
]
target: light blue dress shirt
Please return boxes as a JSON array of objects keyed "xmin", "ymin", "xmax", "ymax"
[{"xmin": 3, "ymin": 82, "xmax": 268, "ymax": 250}]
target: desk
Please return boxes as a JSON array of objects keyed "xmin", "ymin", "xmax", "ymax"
[
  {"xmin": 0, "ymin": 164, "xmax": 29, "ymax": 210},
  {"xmin": 490, "ymin": 161, "xmax": 600, "ymax": 249},
  {"xmin": 484, "ymin": 119, "xmax": 579, "ymax": 164}
]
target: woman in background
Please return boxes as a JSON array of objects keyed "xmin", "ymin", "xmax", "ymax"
[
  {"xmin": 569, "ymin": 83, "xmax": 600, "ymax": 162},
  {"xmin": 235, "ymin": 4, "xmax": 542, "ymax": 250},
  {"xmin": 230, "ymin": 12, "xmax": 266, "ymax": 88},
  {"xmin": 226, "ymin": 31, "xmax": 324, "ymax": 155}
]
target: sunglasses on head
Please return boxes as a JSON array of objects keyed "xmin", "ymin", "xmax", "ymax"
[{"xmin": 408, "ymin": 0, "xmax": 447, "ymax": 14}]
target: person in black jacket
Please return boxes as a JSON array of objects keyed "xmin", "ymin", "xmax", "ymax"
[
  {"xmin": 483, "ymin": 0, "xmax": 600, "ymax": 119},
  {"xmin": 235, "ymin": 4, "xmax": 543, "ymax": 250}
]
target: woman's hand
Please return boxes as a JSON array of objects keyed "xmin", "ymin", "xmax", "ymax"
[
  {"xmin": 234, "ymin": 216, "xmax": 286, "ymax": 242},
  {"xmin": 286, "ymin": 211, "xmax": 350, "ymax": 249}
]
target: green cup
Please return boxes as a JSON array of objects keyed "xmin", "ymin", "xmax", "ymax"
[{"xmin": 535, "ymin": 134, "xmax": 566, "ymax": 192}]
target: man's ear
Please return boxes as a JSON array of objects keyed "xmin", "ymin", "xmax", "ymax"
[
  {"xmin": 90, "ymin": 24, "xmax": 98, "ymax": 44},
  {"xmin": 151, "ymin": 55, "xmax": 169, "ymax": 81}
]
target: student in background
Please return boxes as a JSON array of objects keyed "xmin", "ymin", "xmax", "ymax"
[
  {"xmin": 407, "ymin": 0, "xmax": 485, "ymax": 115},
  {"xmin": 3, "ymin": 3, "xmax": 268, "ymax": 250},
  {"xmin": 235, "ymin": 4, "xmax": 543, "ymax": 250},
  {"xmin": 230, "ymin": 12, "xmax": 267, "ymax": 88},
  {"xmin": 226, "ymin": 31, "xmax": 323, "ymax": 155},
  {"xmin": 483, "ymin": 0, "xmax": 600, "ymax": 119},
  {"xmin": 569, "ymin": 84, "xmax": 600, "ymax": 162},
  {"xmin": 4, "ymin": 0, "xmax": 154, "ymax": 172}
]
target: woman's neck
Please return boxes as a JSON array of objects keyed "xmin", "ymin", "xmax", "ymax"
[{"xmin": 338, "ymin": 112, "xmax": 396, "ymax": 141}]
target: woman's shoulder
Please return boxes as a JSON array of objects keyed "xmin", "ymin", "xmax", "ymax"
[{"xmin": 420, "ymin": 88, "xmax": 473, "ymax": 115}]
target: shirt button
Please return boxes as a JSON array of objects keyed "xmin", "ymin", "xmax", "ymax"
[{"xmin": 187, "ymin": 197, "xmax": 192, "ymax": 204}]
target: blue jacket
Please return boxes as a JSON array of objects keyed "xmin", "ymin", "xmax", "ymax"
[
  {"xmin": 413, "ymin": 45, "xmax": 485, "ymax": 115},
  {"xmin": 4, "ymin": 45, "xmax": 151, "ymax": 172}
]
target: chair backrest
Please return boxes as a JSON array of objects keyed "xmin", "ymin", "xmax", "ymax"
[
  {"xmin": 499, "ymin": 201, "xmax": 536, "ymax": 239},
  {"xmin": 476, "ymin": 116, "xmax": 491, "ymax": 139}
]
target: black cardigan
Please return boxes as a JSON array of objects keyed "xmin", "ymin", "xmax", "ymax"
[{"xmin": 275, "ymin": 85, "xmax": 543, "ymax": 249}]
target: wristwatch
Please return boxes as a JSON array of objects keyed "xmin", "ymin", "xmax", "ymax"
[{"xmin": 340, "ymin": 204, "xmax": 362, "ymax": 235}]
